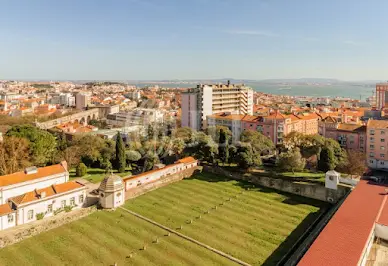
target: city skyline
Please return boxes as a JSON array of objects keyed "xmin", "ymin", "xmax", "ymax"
[{"xmin": 2, "ymin": 0, "xmax": 388, "ymax": 80}]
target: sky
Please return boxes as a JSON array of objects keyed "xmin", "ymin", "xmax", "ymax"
[{"xmin": 1, "ymin": 0, "xmax": 388, "ymax": 81}]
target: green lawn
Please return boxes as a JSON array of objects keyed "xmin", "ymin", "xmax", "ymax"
[
  {"xmin": 69, "ymin": 167, "xmax": 131, "ymax": 183},
  {"xmin": 0, "ymin": 172, "xmax": 327, "ymax": 266},
  {"xmin": 124, "ymin": 172, "xmax": 327, "ymax": 265},
  {"xmin": 0, "ymin": 210, "xmax": 234, "ymax": 266}
]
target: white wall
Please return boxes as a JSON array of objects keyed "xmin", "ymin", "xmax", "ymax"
[
  {"xmin": 0, "ymin": 172, "xmax": 69, "ymax": 205},
  {"xmin": 0, "ymin": 212, "xmax": 16, "ymax": 231},
  {"xmin": 17, "ymin": 189, "xmax": 86, "ymax": 226},
  {"xmin": 124, "ymin": 161, "xmax": 197, "ymax": 191}
]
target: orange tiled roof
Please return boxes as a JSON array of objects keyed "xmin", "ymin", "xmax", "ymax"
[
  {"xmin": 0, "ymin": 164, "xmax": 67, "ymax": 187},
  {"xmin": 0, "ymin": 203, "xmax": 13, "ymax": 216},
  {"xmin": 367, "ymin": 119, "xmax": 388, "ymax": 129},
  {"xmin": 337, "ymin": 123, "xmax": 366, "ymax": 132},
  {"xmin": 177, "ymin": 157, "xmax": 197, "ymax": 164},
  {"xmin": 10, "ymin": 181, "xmax": 85, "ymax": 205}
]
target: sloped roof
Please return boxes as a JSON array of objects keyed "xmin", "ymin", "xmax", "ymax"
[
  {"xmin": 0, "ymin": 163, "xmax": 67, "ymax": 188},
  {"xmin": 299, "ymin": 180, "xmax": 388, "ymax": 266},
  {"xmin": 99, "ymin": 174, "xmax": 124, "ymax": 193},
  {"xmin": 0, "ymin": 203, "xmax": 13, "ymax": 216},
  {"xmin": 9, "ymin": 181, "xmax": 85, "ymax": 205}
]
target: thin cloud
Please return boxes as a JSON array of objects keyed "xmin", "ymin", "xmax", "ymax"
[
  {"xmin": 343, "ymin": 40, "xmax": 366, "ymax": 46},
  {"xmin": 225, "ymin": 30, "xmax": 278, "ymax": 37}
]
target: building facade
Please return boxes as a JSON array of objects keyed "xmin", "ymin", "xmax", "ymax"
[
  {"xmin": 367, "ymin": 120, "xmax": 388, "ymax": 169},
  {"xmin": 376, "ymin": 83, "xmax": 388, "ymax": 110},
  {"xmin": 181, "ymin": 81, "xmax": 254, "ymax": 130},
  {"xmin": 0, "ymin": 163, "xmax": 87, "ymax": 231},
  {"xmin": 76, "ymin": 92, "xmax": 91, "ymax": 110},
  {"xmin": 319, "ymin": 117, "xmax": 366, "ymax": 151}
]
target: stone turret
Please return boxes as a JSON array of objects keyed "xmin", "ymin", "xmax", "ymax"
[{"xmin": 98, "ymin": 174, "xmax": 125, "ymax": 209}]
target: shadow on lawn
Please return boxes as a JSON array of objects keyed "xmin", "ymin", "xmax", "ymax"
[
  {"xmin": 187, "ymin": 171, "xmax": 329, "ymax": 265},
  {"xmin": 262, "ymin": 209, "xmax": 327, "ymax": 266},
  {"xmin": 187, "ymin": 172, "xmax": 326, "ymax": 208}
]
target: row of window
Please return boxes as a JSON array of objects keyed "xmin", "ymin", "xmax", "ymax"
[
  {"xmin": 369, "ymin": 145, "xmax": 385, "ymax": 150},
  {"xmin": 369, "ymin": 153, "xmax": 385, "ymax": 158},
  {"xmin": 369, "ymin": 160, "xmax": 386, "ymax": 166},
  {"xmin": 370, "ymin": 130, "xmax": 386, "ymax": 135},
  {"xmin": 19, "ymin": 195, "xmax": 85, "ymax": 222},
  {"xmin": 369, "ymin": 137, "xmax": 385, "ymax": 142}
]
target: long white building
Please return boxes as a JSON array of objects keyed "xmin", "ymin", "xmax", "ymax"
[
  {"xmin": 0, "ymin": 163, "xmax": 87, "ymax": 231},
  {"xmin": 181, "ymin": 81, "xmax": 253, "ymax": 131}
]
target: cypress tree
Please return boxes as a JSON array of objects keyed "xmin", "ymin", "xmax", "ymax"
[
  {"xmin": 318, "ymin": 147, "xmax": 336, "ymax": 172},
  {"xmin": 115, "ymin": 133, "xmax": 126, "ymax": 173}
]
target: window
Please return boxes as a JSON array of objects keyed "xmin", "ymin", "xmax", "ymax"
[
  {"xmin": 70, "ymin": 197, "xmax": 75, "ymax": 206},
  {"xmin": 381, "ymin": 154, "xmax": 385, "ymax": 158},
  {"xmin": 381, "ymin": 139, "xmax": 385, "ymax": 143},
  {"xmin": 370, "ymin": 160, "xmax": 374, "ymax": 164},
  {"xmin": 7, "ymin": 214, "xmax": 13, "ymax": 223},
  {"xmin": 370, "ymin": 144, "xmax": 375, "ymax": 149},
  {"xmin": 381, "ymin": 161, "xmax": 385, "ymax": 165},
  {"xmin": 381, "ymin": 146, "xmax": 385, "ymax": 150},
  {"xmin": 370, "ymin": 137, "xmax": 375, "ymax": 142},
  {"xmin": 28, "ymin": 210, "xmax": 34, "ymax": 220},
  {"xmin": 382, "ymin": 131, "xmax": 385, "ymax": 135},
  {"xmin": 370, "ymin": 130, "xmax": 375, "ymax": 135},
  {"xmin": 61, "ymin": 200, "xmax": 66, "ymax": 208},
  {"xmin": 370, "ymin": 153, "xmax": 375, "ymax": 157},
  {"xmin": 47, "ymin": 204, "xmax": 53, "ymax": 213},
  {"xmin": 79, "ymin": 195, "xmax": 84, "ymax": 204}
]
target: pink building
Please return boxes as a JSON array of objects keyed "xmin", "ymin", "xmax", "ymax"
[
  {"xmin": 242, "ymin": 112, "xmax": 319, "ymax": 145},
  {"xmin": 319, "ymin": 116, "xmax": 366, "ymax": 151},
  {"xmin": 367, "ymin": 120, "xmax": 388, "ymax": 169}
]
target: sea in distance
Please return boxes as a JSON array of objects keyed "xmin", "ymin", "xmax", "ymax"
[{"xmin": 135, "ymin": 82, "xmax": 375, "ymax": 101}]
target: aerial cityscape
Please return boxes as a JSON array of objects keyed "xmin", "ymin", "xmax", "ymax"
[{"xmin": 1, "ymin": 1, "xmax": 388, "ymax": 266}]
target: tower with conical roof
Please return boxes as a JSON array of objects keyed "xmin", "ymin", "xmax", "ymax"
[{"xmin": 98, "ymin": 174, "xmax": 125, "ymax": 208}]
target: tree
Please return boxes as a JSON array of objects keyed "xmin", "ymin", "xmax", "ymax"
[
  {"xmin": 276, "ymin": 148, "xmax": 306, "ymax": 173},
  {"xmin": 172, "ymin": 138, "xmax": 185, "ymax": 159},
  {"xmin": 318, "ymin": 147, "xmax": 336, "ymax": 172},
  {"xmin": 115, "ymin": 133, "xmax": 126, "ymax": 173},
  {"xmin": 61, "ymin": 146, "xmax": 81, "ymax": 169},
  {"xmin": 218, "ymin": 128, "xmax": 230, "ymax": 164},
  {"xmin": 234, "ymin": 143, "xmax": 262, "ymax": 169},
  {"xmin": 6, "ymin": 125, "xmax": 57, "ymax": 166},
  {"xmin": 143, "ymin": 151, "xmax": 160, "ymax": 172},
  {"xmin": 337, "ymin": 150, "xmax": 366, "ymax": 177},
  {"xmin": 324, "ymin": 138, "xmax": 347, "ymax": 166},
  {"xmin": 0, "ymin": 136, "xmax": 31, "ymax": 175},
  {"xmin": 76, "ymin": 163, "xmax": 87, "ymax": 177},
  {"xmin": 126, "ymin": 150, "xmax": 142, "ymax": 163},
  {"xmin": 240, "ymin": 130, "xmax": 274, "ymax": 155},
  {"xmin": 207, "ymin": 126, "xmax": 232, "ymax": 143},
  {"xmin": 174, "ymin": 127, "xmax": 195, "ymax": 144}
]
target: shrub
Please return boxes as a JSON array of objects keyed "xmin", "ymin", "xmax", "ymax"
[
  {"xmin": 76, "ymin": 163, "xmax": 87, "ymax": 177},
  {"xmin": 64, "ymin": 205, "xmax": 74, "ymax": 212},
  {"xmin": 36, "ymin": 213, "xmax": 45, "ymax": 220}
]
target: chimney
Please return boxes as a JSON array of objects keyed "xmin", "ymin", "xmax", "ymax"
[
  {"xmin": 41, "ymin": 191, "xmax": 46, "ymax": 198},
  {"xmin": 60, "ymin": 161, "xmax": 68, "ymax": 172},
  {"xmin": 24, "ymin": 166, "xmax": 38, "ymax": 175}
]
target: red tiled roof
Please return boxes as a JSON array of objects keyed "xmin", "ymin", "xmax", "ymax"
[
  {"xmin": 177, "ymin": 157, "xmax": 197, "ymax": 164},
  {"xmin": 9, "ymin": 181, "xmax": 85, "ymax": 205},
  {"xmin": 298, "ymin": 180, "xmax": 387, "ymax": 266},
  {"xmin": 0, "ymin": 203, "xmax": 13, "ymax": 216},
  {"xmin": 0, "ymin": 164, "xmax": 67, "ymax": 187}
]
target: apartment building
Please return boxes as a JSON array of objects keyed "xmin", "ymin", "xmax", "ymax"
[
  {"xmin": 207, "ymin": 113, "xmax": 246, "ymax": 142},
  {"xmin": 319, "ymin": 116, "xmax": 366, "ymax": 151},
  {"xmin": 242, "ymin": 112, "xmax": 319, "ymax": 145},
  {"xmin": 367, "ymin": 120, "xmax": 388, "ymax": 169},
  {"xmin": 76, "ymin": 92, "xmax": 91, "ymax": 110},
  {"xmin": 107, "ymin": 108, "xmax": 164, "ymax": 127},
  {"xmin": 181, "ymin": 81, "xmax": 253, "ymax": 131},
  {"xmin": 207, "ymin": 111, "xmax": 319, "ymax": 145},
  {"xmin": 376, "ymin": 83, "xmax": 388, "ymax": 110}
]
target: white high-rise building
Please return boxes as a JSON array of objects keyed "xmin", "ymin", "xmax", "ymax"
[
  {"xmin": 181, "ymin": 81, "xmax": 253, "ymax": 130},
  {"xmin": 76, "ymin": 92, "xmax": 91, "ymax": 110}
]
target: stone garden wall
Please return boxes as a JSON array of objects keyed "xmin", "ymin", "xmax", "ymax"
[{"xmin": 203, "ymin": 166, "xmax": 350, "ymax": 203}]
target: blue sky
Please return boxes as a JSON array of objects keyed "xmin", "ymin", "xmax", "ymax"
[{"xmin": 1, "ymin": 0, "xmax": 387, "ymax": 80}]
